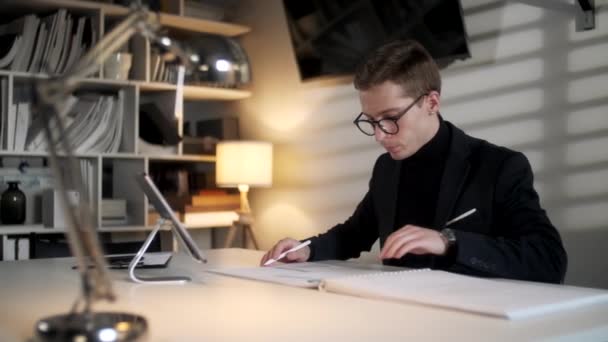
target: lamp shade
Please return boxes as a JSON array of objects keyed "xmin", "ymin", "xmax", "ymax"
[{"xmin": 216, "ymin": 141, "xmax": 273, "ymax": 187}]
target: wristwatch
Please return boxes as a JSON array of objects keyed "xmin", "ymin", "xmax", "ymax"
[{"xmin": 440, "ymin": 228, "xmax": 457, "ymax": 250}]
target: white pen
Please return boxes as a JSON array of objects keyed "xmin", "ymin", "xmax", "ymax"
[
  {"xmin": 264, "ymin": 240, "xmax": 311, "ymax": 266},
  {"xmin": 445, "ymin": 208, "xmax": 477, "ymax": 226}
]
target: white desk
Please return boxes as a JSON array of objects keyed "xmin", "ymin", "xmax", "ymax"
[{"xmin": 0, "ymin": 249, "xmax": 607, "ymax": 341}]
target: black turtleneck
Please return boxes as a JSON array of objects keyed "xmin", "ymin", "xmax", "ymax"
[{"xmin": 394, "ymin": 116, "xmax": 451, "ymax": 233}]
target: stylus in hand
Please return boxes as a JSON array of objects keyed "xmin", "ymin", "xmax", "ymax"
[{"xmin": 264, "ymin": 240, "xmax": 311, "ymax": 266}]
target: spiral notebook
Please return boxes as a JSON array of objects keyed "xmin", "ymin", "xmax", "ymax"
[{"xmin": 319, "ymin": 269, "xmax": 608, "ymax": 320}]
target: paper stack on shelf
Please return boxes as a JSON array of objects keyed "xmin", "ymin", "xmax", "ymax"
[
  {"xmin": 102, "ymin": 199, "xmax": 127, "ymax": 226},
  {"xmin": 1, "ymin": 235, "xmax": 29, "ymax": 261},
  {"xmin": 0, "ymin": 10, "xmax": 94, "ymax": 74},
  {"xmin": 13, "ymin": 102, "xmax": 31, "ymax": 151},
  {"xmin": 79, "ymin": 159, "xmax": 96, "ymax": 206},
  {"xmin": 149, "ymin": 48, "xmax": 180, "ymax": 83},
  {"xmin": 24, "ymin": 90, "xmax": 124, "ymax": 154},
  {"xmin": 2, "ymin": 236, "xmax": 16, "ymax": 261},
  {"xmin": 190, "ymin": 189, "xmax": 240, "ymax": 208},
  {"xmin": 0, "ymin": 78, "xmax": 7, "ymax": 150},
  {"xmin": 10, "ymin": 15, "xmax": 39, "ymax": 72},
  {"xmin": 184, "ymin": 190, "xmax": 240, "ymax": 228},
  {"xmin": 183, "ymin": 210, "xmax": 239, "ymax": 228}
]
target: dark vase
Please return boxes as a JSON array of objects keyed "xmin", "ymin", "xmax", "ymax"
[{"xmin": 1, "ymin": 181, "xmax": 26, "ymax": 224}]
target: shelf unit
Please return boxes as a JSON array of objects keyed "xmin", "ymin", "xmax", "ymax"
[{"xmin": 0, "ymin": 1, "xmax": 250, "ymax": 242}]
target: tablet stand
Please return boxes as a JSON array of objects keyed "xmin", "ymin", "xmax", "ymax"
[{"xmin": 128, "ymin": 218, "xmax": 191, "ymax": 284}]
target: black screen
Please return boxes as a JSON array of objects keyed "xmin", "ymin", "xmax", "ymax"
[{"xmin": 283, "ymin": 0, "xmax": 471, "ymax": 80}]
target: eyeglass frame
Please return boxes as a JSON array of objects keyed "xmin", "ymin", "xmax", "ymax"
[{"xmin": 353, "ymin": 93, "xmax": 428, "ymax": 136}]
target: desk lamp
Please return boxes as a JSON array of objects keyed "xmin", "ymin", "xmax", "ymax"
[
  {"xmin": 216, "ymin": 141, "xmax": 273, "ymax": 249},
  {"xmin": 32, "ymin": 1, "xmax": 197, "ymax": 340}
]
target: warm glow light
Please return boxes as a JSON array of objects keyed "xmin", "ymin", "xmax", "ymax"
[
  {"xmin": 215, "ymin": 59, "xmax": 230, "ymax": 72},
  {"xmin": 160, "ymin": 36, "xmax": 171, "ymax": 47},
  {"xmin": 98, "ymin": 328, "xmax": 118, "ymax": 342},
  {"xmin": 190, "ymin": 53, "xmax": 200, "ymax": 63},
  {"xmin": 216, "ymin": 141, "xmax": 273, "ymax": 187}
]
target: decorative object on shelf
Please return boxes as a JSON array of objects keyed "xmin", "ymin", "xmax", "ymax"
[
  {"xmin": 184, "ymin": 34, "xmax": 250, "ymax": 87},
  {"xmin": 103, "ymin": 52, "xmax": 133, "ymax": 80},
  {"xmin": 1, "ymin": 181, "xmax": 26, "ymax": 224},
  {"xmin": 183, "ymin": 116, "xmax": 239, "ymax": 154},
  {"xmin": 101, "ymin": 199, "xmax": 128, "ymax": 226},
  {"xmin": 42, "ymin": 189, "xmax": 81, "ymax": 229},
  {"xmin": 139, "ymin": 102, "xmax": 182, "ymax": 146},
  {"xmin": 216, "ymin": 141, "xmax": 273, "ymax": 249}
]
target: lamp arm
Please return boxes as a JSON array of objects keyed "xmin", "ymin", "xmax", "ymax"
[{"xmin": 33, "ymin": 3, "xmax": 189, "ymax": 308}]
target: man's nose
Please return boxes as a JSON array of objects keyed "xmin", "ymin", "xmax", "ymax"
[{"xmin": 374, "ymin": 125, "xmax": 387, "ymax": 142}]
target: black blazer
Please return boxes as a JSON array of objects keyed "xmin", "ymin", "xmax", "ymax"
[{"xmin": 308, "ymin": 121, "xmax": 567, "ymax": 284}]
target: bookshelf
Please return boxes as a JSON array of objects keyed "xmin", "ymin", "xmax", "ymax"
[{"xmin": 0, "ymin": 1, "xmax": 249, "ymax": 251}]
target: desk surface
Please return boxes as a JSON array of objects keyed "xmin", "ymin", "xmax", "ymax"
[{"xmin": 0, "ymin": 248, "xmax": 607, "ymax": 341}]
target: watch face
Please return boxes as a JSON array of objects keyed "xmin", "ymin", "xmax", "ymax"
[{"xmin": 442, "ymin": 228, "xmax": 457, "ymax": 245}]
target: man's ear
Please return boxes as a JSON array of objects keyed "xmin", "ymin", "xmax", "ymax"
[{"xmin": 427, "ymin": 91, "xmax": 441, "ymax": 115}]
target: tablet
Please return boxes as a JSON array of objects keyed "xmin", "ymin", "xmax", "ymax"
[{"xmin": 135, "ymin": 173, "xmax": 206, "ymax": 263}]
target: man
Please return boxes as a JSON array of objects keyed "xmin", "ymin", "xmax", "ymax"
[{"xmin": 260, "ymin": 40, "xmax": 567, "ymax": 284}]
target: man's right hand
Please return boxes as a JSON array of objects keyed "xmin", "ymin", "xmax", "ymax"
[{"xmin": 260, "ymin": 238, "xmax": 311, "ymax": 266}]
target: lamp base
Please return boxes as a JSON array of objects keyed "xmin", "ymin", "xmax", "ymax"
[{"xmin": 35, "ymin": 312, "xmax": 147, "ymax": 341}]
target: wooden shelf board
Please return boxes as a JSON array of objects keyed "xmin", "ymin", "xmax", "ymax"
[
  {"xmin": 147, "ymin": 154, "xmax": 216, "ymax": 162},
  {"xmin": 1, "ymin": 0, "xmax": 127, "ymax": 16},
  {"xmin": 100, "ymin": 153, "xmax": 145, "ymax": 160},
  {"xmin": 0, "ymin": 71, "xmax": 250, "ymax": 101},
  {"xmin": 0, "ymin": 225, "xmax": 60, "ymax": 234},
  {"xmin": 1, "ymin": 0, "xmax": 249, "ymax": 36},
  {"xmin": 99, "ymin": 225, "xmax": 169, "ymax": 233},
  {"xmin": 139, "ymin": 82, "xmax": 251, "ymax": 100},
  {"xmin": 159, "ymin": 13, "xmax": 250, "ymax": 36},
  {"xmin": 183, "ymin": 85, "xmax": 251, "ymax": 100},
  {"xmin": 0, "ymin": 150, "xmax": 100, "ymax": 158}
]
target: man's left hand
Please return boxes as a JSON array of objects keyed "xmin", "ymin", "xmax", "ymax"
[{"xmin": 380, "ymin": 224, "xmax": 447, "ymax": 260}]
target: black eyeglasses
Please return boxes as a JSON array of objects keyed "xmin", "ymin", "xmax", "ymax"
[{"xmin": 353, "ymin": 93, "xmax": 427, "ymax": 136}]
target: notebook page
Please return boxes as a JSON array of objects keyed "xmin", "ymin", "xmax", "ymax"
[
  {"xmin": 207, "ymin": 260, "xmax": 403, "ymax": 288},
  {"xmin": 319, "ymin": 270, "xmax": 608, "ymax": 320}
]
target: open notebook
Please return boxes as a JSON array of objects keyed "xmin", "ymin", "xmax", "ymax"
[
  {"xmin": 208, "ymin": 263, "xmax": 608, "ymax": 320},
  {"xmin": 319, "ymin": 269, "xmax": 608, "ymax": 320},
  {"xmin": 207, "ymin": 261, "xmax": 402, "ymax": 288}
]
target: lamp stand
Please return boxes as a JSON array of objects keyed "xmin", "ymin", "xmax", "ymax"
[
  {"xmin": 223, "ymin": 185, "xmax": 259, "ymax": 249},
  {"xmin": 238, "ymin": 184, "xmax": 251, "ymax": 213}
]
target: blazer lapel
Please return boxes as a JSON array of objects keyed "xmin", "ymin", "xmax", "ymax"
[{"xmin": 433, "ymin": 123, "xmax": 471, "ymax": 228}]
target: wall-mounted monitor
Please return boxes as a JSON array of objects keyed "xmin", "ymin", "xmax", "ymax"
[{"xmin": 283, "ymin": 0, "xmax": 471, "ymax": 81}]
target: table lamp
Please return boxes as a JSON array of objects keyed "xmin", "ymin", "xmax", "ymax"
[{"xmin": 216, "ymin": 141, "xmax": 273, "ymax": 249}]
